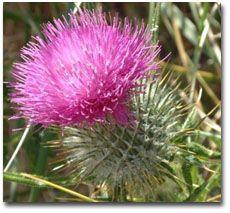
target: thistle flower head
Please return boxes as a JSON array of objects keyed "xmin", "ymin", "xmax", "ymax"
[
  {"xmin": 10, "ymin": 9, "xmax": 161, "ymax": 126},
  {"xmin": 49, "ymin": 72, "xmax": 189, "ymax": 200}
]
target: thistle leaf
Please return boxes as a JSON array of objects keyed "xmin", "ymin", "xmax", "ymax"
[{"xmin": 182, "ymin": 161, "xmax": 193, "ymax": 193}]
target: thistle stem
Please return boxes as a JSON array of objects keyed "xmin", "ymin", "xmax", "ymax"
[
  {"xmin": 148, "ymin": 2, "xmax": 161, "ymax": 44},
  {"xmin": 113, "ymin": 182, "xmax": 127, "ymax": 202},
  {"xmin": 29, "ymin": 146, "xmax": 48, "ymax": 202},
  {"xmin": 4, "ymin": 125, "xmax": 31, "ymax": 172}
]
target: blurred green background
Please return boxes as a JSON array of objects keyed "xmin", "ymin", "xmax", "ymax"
[{"xmin": 3, "ymin": 2, "xmax": 221, "ymax": 202}]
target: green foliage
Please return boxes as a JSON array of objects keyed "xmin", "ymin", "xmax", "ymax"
[
  {"xmin": 4, "ymin": 172, "xmax": 48, "ymax": 188},
  {"xmin": 187, "ymin": 142, "xmax": 220, "ymax": 159},
  {"xmin": 182, "ymin": 161, "xmax": 193, "ymax": 193}
]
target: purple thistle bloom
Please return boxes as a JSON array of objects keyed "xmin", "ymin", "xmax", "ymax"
[{"xmin": 10, "ymin": 9, "xmax": 161, "ymax": 127}]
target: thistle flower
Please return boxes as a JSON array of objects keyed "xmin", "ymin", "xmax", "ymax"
[
  {"xmin": 10, "ymin": 9, "xmax": 161, "ymax": 127},
  {"xmin": 48, "ymin": 72, "xmax": 190, "ymax": 201}
]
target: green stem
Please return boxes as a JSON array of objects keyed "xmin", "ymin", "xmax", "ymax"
[
  {"xmin": 28, "ymin": 129, "xmax": 55, "ymax": 202},
  {"xmin": 29, "ymin": 146, "xmax": 48, "ymax": 202},
  {"xmin": 189, "ymin": 3, "xmax": 210, "ymax": 103},
  {"xmin": 113, "ymin": 182, "xmax": 127, "ymax": 202},
  {"xmin": 148, "ymin": 2, "xmax": 161, "ymax": 44}
]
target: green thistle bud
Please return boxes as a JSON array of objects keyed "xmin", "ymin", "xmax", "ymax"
[{"xmin": 48, "ymin": 71, "xmax": 193, "ymax": 201}]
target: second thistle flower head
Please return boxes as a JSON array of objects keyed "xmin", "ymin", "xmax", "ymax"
[{"xmin": 10, "ymin": 9, "xmax": 161, "ymax": 126}]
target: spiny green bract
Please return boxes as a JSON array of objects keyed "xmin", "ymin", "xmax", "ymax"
[{"xmin": 48, "ymin": 71, "xmax": 191, "ymax": 201}]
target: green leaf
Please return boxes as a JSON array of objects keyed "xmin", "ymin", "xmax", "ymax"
[
  {"xmin": 182, "ymin": 161, "xmax": 193, "ymax": 193},
  {"xmin": 187, "ymin": 142, "xmax": 221, "ymax": 159},
  {"xmin": 192, "ymin": 130, "xmax": 221, "ymax": 146},
  {"xmin": 197, "ymin": 166, "xmax": 221, "ymax": 201},
  {"xmin": 160, "ymin": 161, "xmax": 176, "ymax": 175},
  {"xmin": 4, "ymin": 172, "xmax": 48, "ymax": 188},
  {"xmin": 182, "ymin": 107, "xmax": 198, "ymax": 129},
  {"xmin": 185, "ymin": 166, "xmax": 221, "ymax": 202},
  {"xmin": 185, "ymin": 182, "xmax": 207, "ymax": 202}
]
